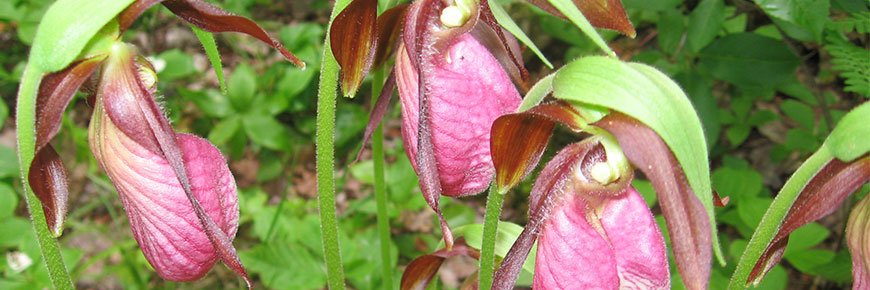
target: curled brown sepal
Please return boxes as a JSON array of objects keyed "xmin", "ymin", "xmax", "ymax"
[
  {"xmin": 29, "ymin": 57, "xmax": 104, "ymax": 237},
  {"xmin": 373, "ymin": 3, "xmax": 409, "ymax": 69},
  {"xmin": 525, "ymin": 0, "xmax": 636, "ymax": 37},
  {"xmin": 158, "ymin": 0, "xmax": 305, "ymax": 68},
  {"xmin": 400, "ymin": 238, "xmax": 480, "ymax": 290},
  {"xmin": 747, "ymin": 155, "xmax": 870, "ymax": 285},
  {"xmin": 474, "ymin": 2, "xmax": 529, "ymax": 88},
  {"xmin": 492, "ymin": 138, "xmax": 621, "ymax": 289},
  {"xmin": 594, "ymin": 112, "xmax": 711, "ymax": 290},
  {"xmin": 354, "ymin": 69, "xmax": 397, "ymax": 164},
  {"xmin": 98, "ymin": 44, "xmax": 252, "ymax": 288},
  {"xmin": 331, "ymin": 0, "xmax": 378, "ymax": 98}
]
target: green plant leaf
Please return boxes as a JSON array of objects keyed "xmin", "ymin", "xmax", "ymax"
[
  {"xmin": 687, "ymin": 0, "xmax": 725, "ymax": 52},
  {"xmin": 31, "ymin": 0, "xmax": 134, "ymax": 72},
  {"xmin": 178, "ymin": 88, "xmax": 233, "ymax": 118},
  {"xmin": 783, "ymin": 222, "xmax": 830, "ymax": 251},
  {"xmin": 752, "ymin": 0, "xmax": 829, "ymax": 42},
  {"xmin": 154, "ymin": 49, "xmax": 196, "ymax": 82},
  {"xmin": 546, "ymin": 0, "xmax": 616, "ymax": 57},
  {"xmin": 226, "ymin": 63, "xmax": 257, "ymax": 113},
  {"xmin": 0, "ymin": 146, "xmax": 18, "ymax": 178},
  {"xmin": 551, "ymin": 56, "xmax": 723, "ymax": 263},
  {"xmin": 657, "ymin": 9, "xmax": 684, "ymax": 56},
  {"xmin": 190, "ymin": 25, "xmax": 226, "ymax": 94},
  {"xmin": 780, "ymin": 100, "xmax": 815, "ymax": 130},
  {"xmin": 208, "ymin": 116, "xmax": 241, "ymax": 145},
  {"xmin": 454, "ymin": 222, "xmax": 537, "ymax": 276},
  {"xmin": 489, "ymin": 1, "xmax": 552, "ymax": 68},
  {"xmin": 0, "ymin": 183, "xmax": 18, "ymax": 220},
  {"xmin": 827, "ymin": 101, "xmax": 870, "ymax": 161},
  {"xmin": 0, "ymin": 97, "xmax": 7, "ymax": 131},
  {"xmin": 242, "ymin": 115, "xmax": 292, "ymax": 151},
  {"xmin": 699, "ymin": 33, "xmax": 800, "ymax": 88}
]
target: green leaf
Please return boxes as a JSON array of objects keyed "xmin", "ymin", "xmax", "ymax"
[
  {"xmin": 699, "ymin": 33, "xmax": 800, "ymax": 88},
  {"xmin": 154, "ymin": 49, "xmax": 196, "ymax": 82},
  {"xmin": 0, "ymin": 97, "xmax": 7, "ymax": 131},
  {"xmin": 242, "ymin": 115, "xmax": 292, "ymax": 151},
  {"xmin": 178, "ymin": 88, "xmax": 233, "ymax": 118},
  {"xmin": 657, "ymin": 9, "xmax": 685, "ymax": 56},
  {"xmin": 0, "ymin": 146, "xmax": 18, "ymax": 178},
  {"xmin": 190, "ymin": 25, "xmax": 226, "ymax": 94},
  {"xmin": 454, "ymin": 222, "xmax": 537, "ymax": 276},
  {"xmin": 726, "ymin": 124, "xmax": 751, "ymax": 147},
  {"xmin": 0, "ymin": 218, "xmax": 32, "ymax": 247},
  {"xmin": 240, "ymin": 242, "xmax": 327, "ymax": 290},
  {"xmin": 632, "ymin": 179, "xmax": 658, "ymax": 207},
  {"xmin": 228, "ymin": 63, "xmax": 258, "ymax": 112},
  {"xmin": 729, "ymin": 145, "xmax": 833, "ymax": 289},
  {"xmin": 712, "ymin": 167, "xmax": 763, "ymax": 199},
  {"xmin": 828, "ymin": 101, "xmax": 870, "ymax": 161},
  {"xmin": 489, "ymin": 1, "xmax": 552, "ymax": 68},
  {"xmin": 30, "ymin": 0, "xmax": 134, "ymax": 72},
  {"xmin": 622, "ymin": 0, "xmax": 681, "ymax": 11},
  {"xmin": 687, "ymin": 0, "xmax": 725, "ymax": 52},
  {"xmin": 0, "ymin": 183, "xmax": 18, "ymax": 220},
  {"xmin": 752, "ymin": 0, "xmax": 830, "ymax": 42},
  {"xmin": 552, "ymin": 56, "xmax": 723, "ymax": 263},
  {"xmin": 780, "ymin": 100, "xmax": 815, "ymax": 130},
  {"xmin": 783, "ymin": 223, "xmax": 829, "ymax": 251},
  {"xmin": 546, "ymin": 0, "xmax": 616, "ymax": 56},
  {"xmin": 208, "ymin": 116, "xmax": 241, "ymax": 145},
  {"xmin": 784, "ymin": 249, "xmax": 835, "ymax": 274}
]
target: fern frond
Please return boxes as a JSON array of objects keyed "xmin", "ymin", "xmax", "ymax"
[
  {"xmin": 827, "ymin": 12, "xmax": 870, "ymax": 34},
  {"xmin": 824, "ymin": 35, "xmax": 870, "ymax": 97}
]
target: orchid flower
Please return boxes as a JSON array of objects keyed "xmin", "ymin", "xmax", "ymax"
[
  {"xmin": 25, "ymin": 0, "xmax": 302, "ymax": 286},
  {"xmin": 489, "ymin": 82, "xmax": 719, "ymax": 289}
]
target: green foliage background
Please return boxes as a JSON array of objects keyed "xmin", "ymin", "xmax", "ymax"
[{"xmin": 0, "ymin": 0, "xmax": 867, "ymax": 289}]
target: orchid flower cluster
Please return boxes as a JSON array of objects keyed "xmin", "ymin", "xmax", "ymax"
[{"xmin": 16, "ymin": 0, "xmax": 870, "ymax": 289}]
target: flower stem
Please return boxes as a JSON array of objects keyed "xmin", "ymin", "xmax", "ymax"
[
  {"xmin": 16, "ymin": 64, "xmax": 75, "ymax": 289},
  {"xmin": 479, "ymin": 183, "xmax": 505, "ymax": 290},
  {"xmin": 316, "ymin": 0, "xmax": 352, "ymax": 288},
  {"xmin": 371, "ymin": 68, "xmax": 394, "ymax": 288}
]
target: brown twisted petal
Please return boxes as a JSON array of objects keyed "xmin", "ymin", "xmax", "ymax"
[
  {"xmin": 331, "ymin": 0, "xmax": 378, "ymax": 97},
  {"xmin": 400, "ymin": 239, "xmax": 479, "ymax": 290},
  {"xmin": 524, "ymin": 0, "xmax": 636, "ymax": 37},
  {"xmin": 748, "ymin": 156, "xmax": 870, "ymax": 285},
  {"xmin": 29, "ymin": 57, "xmax": 104, "ymax": 236},
  {"xmin": 120, "ymin": 0, "xmax": 305, "ymax": 67}
]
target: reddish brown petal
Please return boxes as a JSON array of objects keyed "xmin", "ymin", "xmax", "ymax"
[
  {"xmin": 373, "ymin": 3, "xmax": 409, "ymax": 69},
  {"xmin": 35, "ymin": 57, "xmax": 104, "ymax": 151},
  {"xmin": 748, "ymin": 156, "xmax": 870, "ymax": 284},
  {"xmin": 525, "ymin": 0, "xmax": 635, "ymax": 37},
  {"xmin": 490, "ymin": 112, "xmax": 555, "ymax": 194},
  {"xmin": 713, "ymin": 189, "xmax": 729, "ymax": 207},
  {"xmin": 28, "ymin": 145, "xmax": 68, "ymax": 237},
  {"xmin": 29, "ymin": 57, "xmax": 103, "ymax": 236},
  {"xmin": 594, "ymin": 113, "xmax": 710, "ymax": 290},
  {"xmin": 401, "ymin": 239, "xmax": 479, "ymax": 290},
  {"xmin": 331, "ymin": 0, "xmax": 378, "ymax": 97},
  {"xmin": 475, "ymin": 4, "xmax": 529, "ymax": 88},
  {"xmin": 119, "ymin": 0, "xmax": 164, "ymax": 33},
  {"xmin": 493, "ymin": 141, "xmax": 593, "ymax": 289},
  {"xmin": 354, "ymin": 69, "xmax": 396, "ymax": 164},
  {"xmin": 162, "ymin": 0, "xmax": 304, "ymax": 68}
]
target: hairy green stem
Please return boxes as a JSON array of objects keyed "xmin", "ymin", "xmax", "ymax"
[
  {"xmin": 16, "ymin": 64, "xmax": 75, "ymax": 289},
  {"xmin": 316, "ymin": 0, "xmax": 352, "ymax": 288},
  {"xmin": 479, "ymin": 183, "xmax": 504, "ymax": 290},
  {"xmin": 371, "ymin": 68, "xmax": 394, "ymax": 288}
]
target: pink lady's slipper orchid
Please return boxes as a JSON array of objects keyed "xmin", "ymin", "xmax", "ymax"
[
  {"xmin": 529, "ymin": 140, "xmax": 669, "ymax": 289},
  {"xmin": 25, "ymin": 0, "xmax": 303, "ymax": 286},
  {"xmin": 89, "ymin": 44, "xmax": 242, "ymax": 282},
  {"xmin": 354, "ymin": 0, "xmax": 527, "ymax": 249},
  {"xmin": 491, "ymin": 104, "xmax": 714, "ymax": 290}
]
